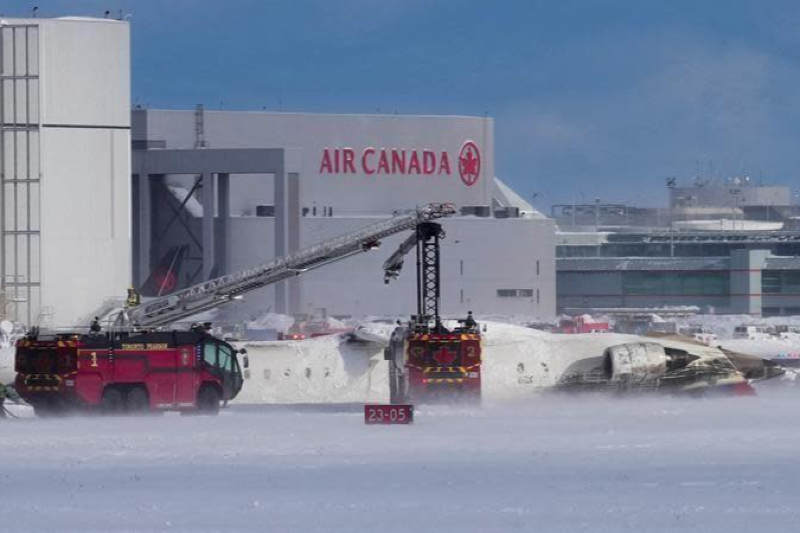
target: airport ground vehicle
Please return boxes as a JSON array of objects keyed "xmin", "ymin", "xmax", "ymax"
[
  {"xmin": 277, "ymin": 314, "xmax": 353, "ymax": 341},
  {"xmin": 554, "ymin": 315, "xmax": 610, "ymax": 334},
  {"xmin": 733, "ymin": 325, "xmax": 772, "ymax": 341},
  {"xmin": 774, "ymin": 325, "xmax": 800, "ymax": 341},
  {"xmin": 15, "ymin": 326, "xmax": 245, "ymax": 416},
  {"xmin": 14, "ymin": 204, "xmax": 455, "ymax": 415},
  {"xmin": 383, "ymin": 221, "xmax": 482, "ymax": 403},
  {"xmin": 678, "ymin": 325, "xmax": 718, "ymax": 346}
]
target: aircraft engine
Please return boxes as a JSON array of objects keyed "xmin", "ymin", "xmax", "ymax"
[{"xmin": 603, "ymin": 342, "xmax": 669, "ymax": 382}]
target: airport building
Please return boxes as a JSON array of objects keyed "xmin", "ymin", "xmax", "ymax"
[
  {"xmin": 0, "ymin": 17, "xmax": 131, "ymax": 327},
  {"xmin": 132, "ymin": 109, "xmax": 556, "ymax": 319},
  {"xmin": 557, "ymin": 181, "xmax": 800, "ymax": 317}
]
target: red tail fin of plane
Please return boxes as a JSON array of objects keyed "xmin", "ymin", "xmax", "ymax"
[{"xmin": 139, "ymin": 245, "xmax": 187, "ymax": 297}]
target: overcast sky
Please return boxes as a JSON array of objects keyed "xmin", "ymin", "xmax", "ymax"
[{"xmin": 7, "ymin": 0, "xmax": 800, "ymax": 208}]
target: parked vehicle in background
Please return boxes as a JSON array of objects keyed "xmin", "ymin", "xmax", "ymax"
[
  {"xmin": 773, "ymin": 325, "xmax": 800, "ymax": 342},
  {"xmin": 733, "ymin": 325, "xmax": 773, "ymax": 341},
  {"xmin": 555, "ymin": 315, "xmax": 611, "ymax": 334},
  {"xmin": 679, "ymin": 325, "xmax": 719, "ymax": 346}
]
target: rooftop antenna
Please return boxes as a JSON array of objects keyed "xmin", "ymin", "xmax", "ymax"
[
  {"xmin": 194, "ymin": 104, "xmax": 207, "ymax": 148},
  {"xmin": 104, "ymin": 10, "xmax": 110, "ymax": 18},
  {"xmin": 117, "ymin": 9, "xmax": 123, "ymax": 20},
  {"xmin": 32, "ymin": 6, "xmax": 38, "ymax": 18}
]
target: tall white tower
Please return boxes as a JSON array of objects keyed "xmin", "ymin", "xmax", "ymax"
[{"xmin": 0, "ymin": 16, "xmax": 131, "ymax": 326}]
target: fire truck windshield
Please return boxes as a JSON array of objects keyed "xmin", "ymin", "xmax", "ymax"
[{"xmin": 202, "ymin": 340, "xmax": 244, "ymax": 401}]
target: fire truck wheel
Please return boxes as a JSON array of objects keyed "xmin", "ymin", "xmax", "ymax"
[
  {"xmin": 126, "ymin": 387, "xmax": 150, "ymax": 414},
  {"xmin": 197, "ymin": 386, "xmax": 220, "ymax": 415},
  {"xmin": 101, "ymin": 387, "xmax": 125, "ymax": 415},
  {"xmin": 33, "ymin": 399, "xmax": 60, "ymax": 417}
]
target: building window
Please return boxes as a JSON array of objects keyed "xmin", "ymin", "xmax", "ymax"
[
  {"xmin": 623, "ymin": 272, "xmax": 729, "ymax": 296},
  {"xmin": 763, "ymin": 271, "xmax": 781, "ymax": 294},
  {"xmin": 536, "ymin": 260, "xmax": 540, "ymax": 276},
  {"xmin": 497, "ymin": 289, "xmax": 534, "ymax": 298},
  {"xmin": 763, "ymin": 271, "xmax": 800, "ymax": 294}
]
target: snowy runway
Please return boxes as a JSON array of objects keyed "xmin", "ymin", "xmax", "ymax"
[{"xmin": 3, "ymin": 391, "xmax": 800, "ymax": 532}]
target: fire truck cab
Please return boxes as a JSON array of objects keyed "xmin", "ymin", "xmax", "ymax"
[{"xmin": 14, "ymin": 327, "xmax": 246, "ymax": 416}]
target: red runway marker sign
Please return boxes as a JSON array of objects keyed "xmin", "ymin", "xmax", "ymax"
[{"xmin": 365, "ymin": 404, "xmax": 414, "ymax": 425}]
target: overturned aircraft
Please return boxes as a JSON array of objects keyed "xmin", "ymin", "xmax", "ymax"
[{"xmin": 229, "ymin": 321, "xmax": 786, "ymax": 405}]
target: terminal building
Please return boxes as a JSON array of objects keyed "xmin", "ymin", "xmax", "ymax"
[
  {"xmin": 556, "ymin": 181, "xmax": 800, "ymax": 317},
  {"xmin": 132, "ymin": 109, "xmax": 556, "ymax": 320}
]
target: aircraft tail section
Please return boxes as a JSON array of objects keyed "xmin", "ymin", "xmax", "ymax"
[{"xmin": 139, "ymin": 245, "xmax": 187, "ymax": 297}]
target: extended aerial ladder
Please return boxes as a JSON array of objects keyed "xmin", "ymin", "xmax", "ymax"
[
  {"xmin": 113, "ymin": 203, "xmax": 456, "ymax": 329},
  {"xmin": 383, "ymin": 222, "xmax": 446, "ymax": 332}
]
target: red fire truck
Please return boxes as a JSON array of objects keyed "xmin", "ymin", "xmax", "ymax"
[
  {"xmin": 15, "ymin": 327, "xmax": 246, "ymax": 416},
  {"xmin": 387, "ymin": 322, "xmax": 482, "ymax": 403},
  {"xmin": 383, "ymin": 220, "xmax": 483, "ymax": 403}
]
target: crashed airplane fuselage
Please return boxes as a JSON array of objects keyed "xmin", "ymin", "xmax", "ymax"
[{"xmin": 353, "ymin": 322, "xmax": 784, "ymax": 399}]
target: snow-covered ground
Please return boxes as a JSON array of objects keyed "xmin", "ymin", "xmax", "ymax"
[{"xmin": 3, "ymin": 390, "xmax": 800, "ymax": 533}]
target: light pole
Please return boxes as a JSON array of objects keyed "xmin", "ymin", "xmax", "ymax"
[
  {"xmin": 666, "ymin": 177, "xmax": 676, "ymax": 257},
  {"xmin": 595, "ymin": 198, "xmax": 601, "ymax": 232},
  {"xmin": 730, "ymin": 188, "xmax": 741, "ymax": 231}
]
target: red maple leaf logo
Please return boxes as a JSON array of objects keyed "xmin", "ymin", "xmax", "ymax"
[
  {"xmin": 153, "ymin": 269, "xmax": 177, "ymax": 295},
  {"xmin": 458, "ymin": 141, "xmax": 481, "ymax": 187},
  {"xmin": 433, "ymin": 346, "xmax": 457, "ymax": 365}
]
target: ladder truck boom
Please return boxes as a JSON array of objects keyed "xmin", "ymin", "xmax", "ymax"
[{"xmin": 121, "ymin": 203, "xmax": 456, "ymax": 328}]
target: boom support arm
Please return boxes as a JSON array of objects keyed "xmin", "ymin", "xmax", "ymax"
[
  {"xmin": 382, "ymin": 221, "xmax": 445, "ymax": 321},
  {"xmin": 121, "ymin": 203, "xmax": 455, "ymax": 328}
]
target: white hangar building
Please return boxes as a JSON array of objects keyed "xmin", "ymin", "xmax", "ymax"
[
  {"xmin": 0, "ymin": 17, "xmax": 131, "ymax": 327},
  {"xmin": 132, "ymin": 109, "xmax": 556, "ymax": 320}
]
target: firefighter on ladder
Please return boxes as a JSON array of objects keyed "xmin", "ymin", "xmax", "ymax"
[
  {"xmin": 463, "ymin": 311, "xmax": 477, "ymax": 331},
  {"xmin": 126, "ymin": 286, "xmax": 141, "ymax": 308}
]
